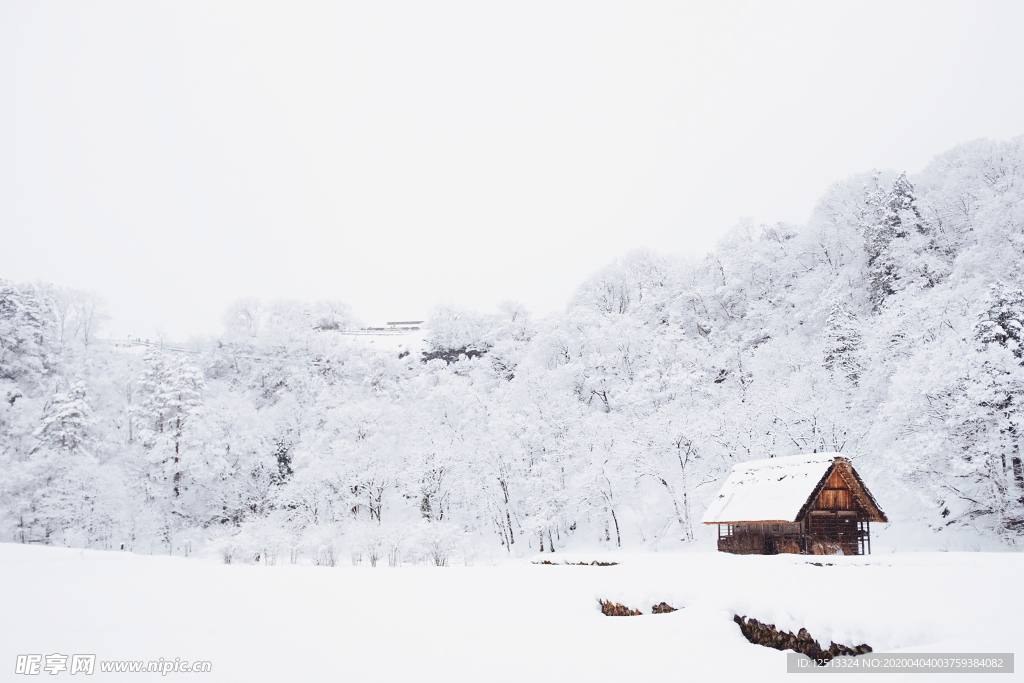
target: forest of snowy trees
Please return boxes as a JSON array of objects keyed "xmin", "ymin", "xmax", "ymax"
[{"xmin": 2, "ymin": 137, "xmax": 1023, "ymax": 563}]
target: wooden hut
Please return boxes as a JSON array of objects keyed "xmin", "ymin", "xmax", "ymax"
[{"xmin": 701, "ymin": 453, "xmax": 886, "ymax": 555}]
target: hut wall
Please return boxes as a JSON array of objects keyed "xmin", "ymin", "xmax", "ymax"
[
  {"xmin": 807, "ymin": 512, "xmax": 865, "ymax": 555},
  {"xmin": 717, "ymin": 523, "xmax": 805, "ymax": 555},
  {"xmin": 718, "ymin": 518, "xmax": 867, "ymax": 556},
  {"xmin": 810, "ymin": 469, "xmax": 858, "ymax": 511}
]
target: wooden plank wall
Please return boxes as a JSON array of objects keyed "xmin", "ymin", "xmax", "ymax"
[{"xmin": 811, "ymin": 469, "xmax": 857, "ymax": 511}]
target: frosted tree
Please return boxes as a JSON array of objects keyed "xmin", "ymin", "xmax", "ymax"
[
  {"xmin": 0, "ymin": 280, "xmax": 55, "ymax": 389},
  {"xmin": 822, "ymin": 302, "xmax": 862, "ymax": 384},
  {"xmin": 864, "ymin": 173, "xmax": 925, "ymax": 309},
  {"xmin": 975, "ymin": 283, "xmax": 1024, "ymax": 360},
  {"xmin": 886, "ymin": 172, "xmax": 925, "ymax": 235},
  {"xmin": 29, "ymin": 381, "xmax": 126, "ymax": 548},
  {"xmin": 71, "ymin": 292, "xmax": 109, "ymax": 347},
  {"xmin": 130, "ymin": 349, "xmax": 206, "ymax": 548},
  {"xmin": 49, "ymin": 286, "xmax": 81, "ymax": 349},
  {"xmin": 972, "ymin": 284, "xmax": 1024, "ymax": 527},
  {"xmin": 33, "ymin": 381, "xmax": 93, "ymax": 453},
  {"xmin": 133, "ymin": 351, "xmax": 206, "ymax": 454},
  {"xmin": 223, "ymin": 298, "xmax": 263, "ymax": 340}
]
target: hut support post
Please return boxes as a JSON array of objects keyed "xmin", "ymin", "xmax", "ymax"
[{"xmin": 867, "ymin": 520, "xmax": 871, "ymax": 555}]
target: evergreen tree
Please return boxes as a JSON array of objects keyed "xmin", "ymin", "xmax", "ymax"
[
  {"xmin": 132, "ymin": 351, "xmax": 205, "ymax": 451},
  {"xmin": 975, "ymin": 283, "xmax": 1024, "ymax": 361},
  {"xmin": 0, "ymin": 280, "xmax": 55, "ymax": 388},
  {"xmin": 130, "ymin": 351, "xmax": 205, "ymax": 500},
  {"xmin": 33, "ymin": 381, "xmax": 92, "ymax": 453},
  {"xmin": 885, "ymin": 172, "xmax": 925, "ymax": 236},
  {"xmin": 822, "ymin": 302, "xmax": 862, "ymax": 384},
  {"xmin": 864, "ymin": 173, "xmax": 924, "ymax": 309}
]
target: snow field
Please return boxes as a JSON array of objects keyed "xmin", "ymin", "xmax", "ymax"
[{"xmin": 2, "ymin": 544, "xmax": 1020, "ymax": 682}]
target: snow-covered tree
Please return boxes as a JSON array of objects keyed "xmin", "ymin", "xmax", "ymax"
[
  {"xmin": 822, "ymin": 302, "xmax": 862, "ymax": 384},
  {"xmin": 976, "ymin": 283, "xmax": 1024, "ymax": 360},
  {"xmin": 33, "ymin": 381, "xmax": 93, "ymax": 453}
]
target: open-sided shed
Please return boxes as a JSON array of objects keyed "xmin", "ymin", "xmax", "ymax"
[{"xmin": 701, "ymin": 453, "xmax": 886, "ymax": 555}]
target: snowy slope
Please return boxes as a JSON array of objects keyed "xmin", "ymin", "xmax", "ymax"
[{"xmin": 2, "ymin": 544, "xmax": 1019, "ymax": 682}]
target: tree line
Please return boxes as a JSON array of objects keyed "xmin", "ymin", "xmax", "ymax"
[{"xmin": 2, "ymin": 136, "xmax": 1023, "ymax": 563}]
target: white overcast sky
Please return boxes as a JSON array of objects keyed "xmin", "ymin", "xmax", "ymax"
[{"xmin": 1, "ymin": 1, "xmax": 1022, "ymax": 340}]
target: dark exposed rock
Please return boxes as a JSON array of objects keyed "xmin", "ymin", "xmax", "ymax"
[
  {"xmin": 651, "ymin": 602, "xmax": 678, "ymax": 614},
  {"xmin": 733, "ymin": 615, "xmax": 872, "ymax": 665},
  {"xmin": 421, "ymin": 346, "xmax": 486, "ymax": 365}
]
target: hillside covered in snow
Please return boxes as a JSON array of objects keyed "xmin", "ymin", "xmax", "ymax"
[{"xmin": 2, "ymin": 136, "xmax": 1024, "ymax": 560}]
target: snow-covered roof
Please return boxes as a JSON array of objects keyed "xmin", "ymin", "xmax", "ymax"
[{"xmin": 701, "ymin": 453, "xmax": 840, "ymax": 524}]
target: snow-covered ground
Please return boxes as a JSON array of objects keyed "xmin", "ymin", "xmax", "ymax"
[{"xmin": 3, "ymin": 543, "xmax": 1019, "ymax": 681}]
